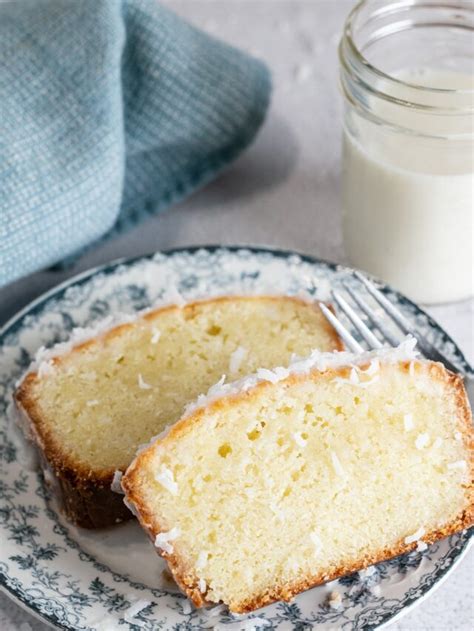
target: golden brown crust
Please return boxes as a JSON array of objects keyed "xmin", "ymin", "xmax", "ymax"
[
  {"xmin": 15, "ymin": 295, "xmax": 340, "ymax": 529},
  {"xmin": 122, "ymin": 359, "xmax": 474, "ymax": 613}
]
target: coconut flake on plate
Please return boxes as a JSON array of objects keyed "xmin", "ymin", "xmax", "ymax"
[
  {"xmin": 123, "ymin": 599, "xmax": 151, "ymax": 624},
  {"xmin": 327, "ymin": 590, "xmax": 342, "ymax": 609}
]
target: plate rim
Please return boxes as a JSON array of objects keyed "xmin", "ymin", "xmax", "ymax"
[{"xmin": 0, "ymin": 243, "xmax": 472, "ymax": 631}]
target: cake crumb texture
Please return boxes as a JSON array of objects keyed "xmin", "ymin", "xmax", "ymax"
[{"xmin": 123, "ymin": 359, "xmax": 473, "ymax": 612}]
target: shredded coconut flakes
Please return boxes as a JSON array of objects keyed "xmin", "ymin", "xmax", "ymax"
[
  {"xmin": 199, "ymin": 578, "xmax": 207, "ymax": 593},
  {"xmin": 196, "ymin": 550, "xmax": 209, "ymax": 569},
  {"xmin": 151, "ymin": 327, "xmax": 161, "ymax": 344},
  {"xmin": 181, "ymin": 600, "xmax": 192, "ymax": 615},
  {"xmin": 111, "ymin": 470, "xmax": 124, "ymax": 494},
  {"xmin": 123, "ymin": 599, "xmax": 151, "ymax": 623},
  {"xmin": 415, "ymin": 433, "xmax": 430, "ymax": 450},
  {"xmin": 229, "ymin": 346, "xmax": 248, "ymax": 374},
  {"xmin": 331, "ymin": 451, "xmax": 346, "ymax": 477},
  {"xmin": 417, "ymin": 540, "xmax": 428, "ymax": 552},
  {"xmin": 310, "ymin": 532, "xmax": 323, "ymax": 553},
  {"xmin": 155, "ymin": 466, "xmax": 178, "ymax": 495},
  {"xmin": 328, "ymin": 590, "xmax": 342, "ymax": 609},
  {"xmin": 447, "ymin": 460, "xmax": 467, "ymax": 471},
  {"xmin": 403, "ymin": 414, "xmax": 414, "ymax": 432},
  {"xmin": 404, "ymin": 527, "xmax": 425, "ymax": 544},
  {"xmin": 154, "ymin": 527, "xmax": 180, "ymax": 554},
  {"xmin": 292, "ymin": 432, "xmax": 307, "ymax": 448},
  {"xmin": 138, "ymin": 373, "xmax": 152, "ymax": 390}
]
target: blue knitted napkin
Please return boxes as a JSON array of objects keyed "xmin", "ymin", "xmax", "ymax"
[{"xmin": 0, "ymin": 0, "xmax": 271, "ymax": 287}]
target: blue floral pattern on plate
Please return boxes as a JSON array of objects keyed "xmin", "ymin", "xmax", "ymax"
[{"xmin": 0, "ymin": 246, "xmax": 471, "ymax": 630}]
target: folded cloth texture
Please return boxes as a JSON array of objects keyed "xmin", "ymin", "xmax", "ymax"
[{"xmin": 0, "ymin": 0, "xmax": 271, "ymax": 287}]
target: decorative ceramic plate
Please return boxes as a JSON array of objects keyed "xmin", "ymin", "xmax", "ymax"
[{"xmin": 0, "ymin": 246, "xmax": 472, "ymax": 631}]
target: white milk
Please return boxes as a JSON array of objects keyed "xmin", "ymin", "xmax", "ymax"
[{"xmin": 343, "ymin": 69, "xmax": 474, "ymax": 304}]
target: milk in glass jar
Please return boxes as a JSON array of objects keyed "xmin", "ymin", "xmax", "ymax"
[{"xmin": 339, "ymin": 0, "xmax": 474, "ymax": 303}]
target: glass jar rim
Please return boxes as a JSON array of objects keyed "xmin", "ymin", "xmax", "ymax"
[{"xmin": 342, "ymin": 0, "xmax": 474, "ymax": 99}]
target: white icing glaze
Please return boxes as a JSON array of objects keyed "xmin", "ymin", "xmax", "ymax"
[
  {"xmin": 182, "ymin": 337, "xmax": 419, "ymax": 418},
  {"xmin": 6, "ymin": 400, "xmax": 40, "ymax": 472}
]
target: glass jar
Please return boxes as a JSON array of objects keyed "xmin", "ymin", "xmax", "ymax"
[{"xmin": 339, "ymin": 0, "xmax": 474, "ymax": 304}]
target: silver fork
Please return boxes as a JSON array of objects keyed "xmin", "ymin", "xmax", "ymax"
[{"xmin": 319, "ymin": 271, "xmax": 474, "ymax": 405}]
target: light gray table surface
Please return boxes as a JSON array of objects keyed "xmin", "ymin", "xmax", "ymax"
[{"xmin": 1, "ymin": 1, "xmax": 472, "ymax": 629}]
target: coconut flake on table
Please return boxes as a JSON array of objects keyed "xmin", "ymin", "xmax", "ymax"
[
  {"xmin": 181, "ymin": 599, "xmax": 193, "ymax": 615},
  {"xmin": 111, "ymin": 470, "xmax": 124, "ymax": 494},
  {"xmin": 155, "ymin": 527, "xmax": 181, "ymax": 554},
  {"xmin": 417, "ymin": 540, "xmax": 429, "ymax": 552}
]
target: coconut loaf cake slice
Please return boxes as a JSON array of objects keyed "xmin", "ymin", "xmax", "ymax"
[
  {"xmin": 14, "ymin": 295, "xmax": 341, "ymax": 528},
  {"xmin": 122, "ymin": 340, "xmax": 473, "ymax": 613}
]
